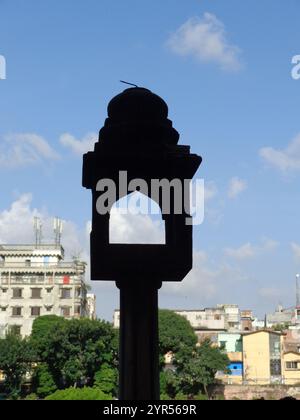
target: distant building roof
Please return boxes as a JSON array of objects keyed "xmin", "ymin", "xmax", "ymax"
[{"xmin": 243, "ymin": 329, "xmax": 284, "ymax": 337}]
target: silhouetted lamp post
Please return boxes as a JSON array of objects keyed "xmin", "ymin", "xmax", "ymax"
[{"xmin": 82, "ymin": 87, "xmax": 201, "ymax": 400}]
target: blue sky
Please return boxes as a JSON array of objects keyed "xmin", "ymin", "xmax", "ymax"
[{"xmin": 1, "ymin": 0, "xmax": 300, "ymax": 320}]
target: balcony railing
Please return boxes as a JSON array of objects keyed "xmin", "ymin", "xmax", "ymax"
[
  {"xmin": 0, "ymin": 244, "xmax": 64, "ymax": 251},
  {"xmin": 0, "ymin": 261, "xmax": 84, "ymax": 269}
]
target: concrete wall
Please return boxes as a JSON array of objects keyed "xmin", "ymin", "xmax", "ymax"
[{"xmin": 212, "ymin": 384, "xmax": 300, "ymax": 400}]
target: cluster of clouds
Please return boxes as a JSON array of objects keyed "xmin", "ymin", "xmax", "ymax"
[
  {"xmin": 1, "ymin": 11, "xmax": 299, "ymax": 315},
  {"xmin": 166, "ymin": 13, "xmax": 242, "ymax": 71},
  {"xmin": 260, "ymin": 133, "xmax": 300, "ymax": 174},
  {"xmin": 224, "ymin": 238, "xmax": 279, "ymax": 261},
  {"xmin": 3, "ymin": 127, "xmax": 299, "ymax": 179},
  {"xmin": 0, "ymin": 132, "xmax": 96, "ymax": 169},
  {"xmin": 0, "ymin": 134, "xmax": 60, "ymax": 169}
]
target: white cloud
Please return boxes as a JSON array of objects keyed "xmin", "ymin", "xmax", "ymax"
[
  {"xmin": 60, "ymin": 132, "xmax": 97, "ymax": 155},
  {"xmin": 0, "ymin": 133, "xmax": 60, "ymax": 169},
  {"xmin": 224, "ymin": 238, "xmax": 279, "ymax": 260},
  {"xmin": 162, "ymin": 251, "xmax": 247, "ymax": 302},
  {"xmin": 224, "ymin": 243, "xmax": 256, "ymax": 260},
  {"xmin": 110, "ymin": 211, "xmax": 165, "ymax": 244},
  {"xmin": 0, "ymin": 193, "xmax": 88, "ymax": 261},
  {"xmin": 228, "ymin": 177, "xmax": 247, "ymax": 199},
  {"xmin": 291, "ymin": 242, "xmax": 300, "ymax": 261},
  {"xmin": 205, "ymin": 181, "xmax": 218, "ymax": 202},
  {"xmin": 166, "ymin": 13, "xmax": 241, "ymax": 71},
  {"xmin": 259, "ymin": 133, "xmax": 300, "ymax": 173}
]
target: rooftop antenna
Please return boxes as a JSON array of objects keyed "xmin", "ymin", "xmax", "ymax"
[
  {"xmin": 53, "ymin": 217, "xmax": 63, "ymax": 246},
  {"xmin": 120, "ymin": 80, "xmax": 139, "ymax": 88},
  {"xmin": 33, "ymin": 217, "xmax": 42, "ymax": 247}
]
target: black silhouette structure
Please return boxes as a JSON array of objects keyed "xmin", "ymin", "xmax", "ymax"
[{"xmin": 82, "ymin": 87, "xmax": 201, "ymax": 400}]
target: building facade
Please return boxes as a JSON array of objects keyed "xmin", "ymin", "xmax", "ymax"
[
  {"xmin": 240, "ymin": 310, "xmax": 253, "ymax": 331},
  {"xmin": 266, "ymin": 305, "xmax": 294, "ymax": 327},
  {"xmin": 243, "ymin": 330, "xmax": 284, "ymax": 385},
  {"xmin": 283, "ymin": 352, "xmax": 300, "ymax": 385},
  {"xmin": 216, "ymin": 332, "xmax": 243, "ymax": 384},
  {"xmin": 0, "ymin": 244, "xmax": 87, "ymax": 337}
]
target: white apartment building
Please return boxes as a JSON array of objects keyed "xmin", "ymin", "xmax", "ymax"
[
  {"xmin": 113, "ymin": 304, "xmax": 241, "ymax": 332},
  {"xmin": 0, "ymin": 244, "xmax": 88, "ymax": 338}
]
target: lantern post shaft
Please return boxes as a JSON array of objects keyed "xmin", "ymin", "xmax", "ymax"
[{"xmin": 117, "ymin": 279, "xmax": 162, "ymax": 400}]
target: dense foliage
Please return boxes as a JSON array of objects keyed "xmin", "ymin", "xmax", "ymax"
[
  {"xmin": 31, "ymin": 316, "xmax": 118, "ymax": 391},
  {"xmin": 158, "ymin": 311, "xmax": 229, "ymax": 399},
  {"xmin": 159, "ymin": 310, "xmax": 197, "ymax": 355},
  {"xmin": 45, "ymin": 387, "xmax": 112, "ymax": 400},
  {"xmin": 0, "ymin": 332, "xmax": 34, "ymax": 399},
  {"xmin": 0, "ymin": 311, "xmax": 229, "ymax": 400}
]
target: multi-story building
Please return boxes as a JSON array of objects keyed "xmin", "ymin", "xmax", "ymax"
[
  {"xmin": 266, "ymin": 305, "xmax": 294, "ymax": 327},
  {"xmin": 243, "ymin": 330, "xmax": 284, "ymax": 385},
  {"xmin": 240, "ymin": 310, "xmax": 253, "ymax": 331},
  {"xmin": 217, "ymin": 304, "xmax": 240, "ymax": 331},
  {"xmin": 113, "ymin": 304, "xmax": 241, "ymax": 343},
  {"xmin": 216, "ymin": 332, "xmax": 243, "ymax": 384},
  {"xmin": 174, "ymin": 305, "xmax": 240, "ymax": 342},
  {"xmin": 0, "ymin": 244, "xmax": 87, "ymax": 337}
]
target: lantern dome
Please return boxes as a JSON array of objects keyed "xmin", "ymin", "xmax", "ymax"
[
  {"xmin": 99, "ymin": 87, "xmax": 180, "ymax": 147},
  {"xmin": 108, "ymin": 87, "xmax": 169, "ymax": 122}
]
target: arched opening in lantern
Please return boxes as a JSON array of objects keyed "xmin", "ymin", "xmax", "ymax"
[{"xmin": 109, "ymin": 192, "xmax": 166, "ymax": 244}]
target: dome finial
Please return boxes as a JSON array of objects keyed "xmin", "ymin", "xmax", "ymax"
[{"xmin": 120, "ymin": 80, "xmax": 139, "ymax": 88}]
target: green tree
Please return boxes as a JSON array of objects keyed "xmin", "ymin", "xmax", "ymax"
[
  {"xmin": 160, "ymin": 370, "xmax": 180, "ymax": 399},
  {"xmin": 32, "ymin": 363, "xmax": 57, "ymax": 398},
  {"xmin": 0, "ymin": 333, "xmax": 34, "ymax": 398},
  {"xmin": 176, "ymin": 339, "xmax": 230, "ymax": 398},
  {"xmin": 94, "ymin": 363, "xmax": 118, "ymax": 396},
  {"xmin": 45, "ymin": 387, "xmax": 112, "ymax": 400},
  {"xmin": 32, "ymin": 317, "xmax": 118, "ymax": 389},
  {"xmin": 158, "ymin": 310, "xmax": 197, "ymax": 368},
  {"xmin": 271, "ymin": 322, "xmax": 290, "ymax": 332}
]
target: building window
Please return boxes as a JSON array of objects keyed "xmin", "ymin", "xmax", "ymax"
[
  {"xmin": 76, "ymin": 288, "xmax": 81, "ymax": 298},
  {"xmin": 12, "ymin": 307, "xmax": 22, "ymax": 317},
  {"xmin": 219, "ymin": 341, "xmax": 226, "ymax": 349},
  {"xmin": 1, "ymin": 288, "xmax": 7, "ymax": 293},
  {"xmin": 13, "ymin": 288, "xmax": 23, "ymax": 299},
  {"xmin": 270, "ymin": 359, "xmax": 281, "ymax": 376},
  {"xmin": 75, "ymin": 305, "xmax": 81, "ymax": 315},
  {"xmin": 31, "ymin": 307, "xmax": 41, "ymax": 317},
  {"xmin": 286, "ymin": 362, "xmax": 298, "ymax": 370},
  {"xmin": 25, "ymin": 259, "xmax": 31, "ymax": 267},
  {"xmin": 31, "ymin": 288, "xmax": 42, "ymax": 299},
  {"xmin": 61, "ymin": 307, "xmax": 71, "ymax": 317},
  {"xmin": 214, "ymin": 315, "xmax": 221, "ymax": 320},
  {"xmin": 1, "ymin": 307, "xmax": 7, "ymax": 312},
  {"xmin": 61, "ymin": 289, "xmax": 71, "ymax": 299}
]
